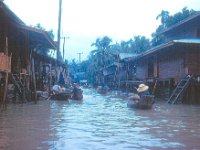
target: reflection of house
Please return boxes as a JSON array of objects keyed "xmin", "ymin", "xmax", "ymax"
[
  {"xmin": 0, "ymin": 1, "xmax": 59, "ymax": 106},
  {"xmin": 126, "ymin": 12, "xmax": 200, "ymax": 104}
]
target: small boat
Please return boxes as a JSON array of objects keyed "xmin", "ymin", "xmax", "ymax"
[
  {"xmin": 127, "ymin": 95, "xmax": 155, "ymax": 109},
  {"xmin": 51, "ymin": 92, "xmax": 72, "ymax": 101},
  {"xmin": 50, "ymin": 86, "xmax": 72, "ymax": 101},
  {"xmin": 96, "ymin": 86, "xmax": 109, "ymax": 94},
  {"xmin": 71, "ymin": 88, "xmax": 83, "ymax": 100}
]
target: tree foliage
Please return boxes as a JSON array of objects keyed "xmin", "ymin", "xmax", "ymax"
[
  {"xmin": 90, "ymin": 36, "xmax": 114, "ymax": 68},
  {"xmin": 33, "ymin": 23, "xmax": 55, "ymax": 55},
  {"xmin": 70, "ymin": 7, "xmax": 199, "ymax": 84},
  {"xmin": 156, "ymin": 7, "xmax": 197, "ymax": 29},
  {"xmin": 35, "ymin": 23, "xmax": 55, "ymax": 39},
  {"xmin": 131, "ymin": 36, "xmax": 150, "ymax": 54},
  {"xmin": 152, "ymin": 7, "xmax": 198, "ymax": 46},
  {"xmin": 84, "ymin": 35, "xmax": 151, "ymax": 83}
]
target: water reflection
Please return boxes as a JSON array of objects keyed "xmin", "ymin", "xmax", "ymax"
[{"xmin": 0, "ymin": 88, "xmax": 200, "ymax": 150}]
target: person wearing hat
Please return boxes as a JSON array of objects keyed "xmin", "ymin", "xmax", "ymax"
[
  {"xmin": 129, "ymin": 83, "xmax": 150, "ymax": 100},
  {"xmin": 137, "ymin": 84, "xmax": 149, "ymax": 95}
]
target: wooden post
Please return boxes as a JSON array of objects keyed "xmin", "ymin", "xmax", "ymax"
[
  {"xmin": 23, "ymin": 29, "xmax": 29, "ymax": 102},
  {"xmin": 2, "ymin": 37, "xmax": 9, "ymax": 109},
  {"xmin": 125, "ymin": 63, "xmax": 130, "ymax": 91},
  {"xmin": 22, "ymin": 73, "xmax": 26, "ymax": 103},
  {"xmin": 0, "ymin": 75, "xmax": 2, "ymax": 107},
  {"xmin": 2, "ymin": 72, "xmax": 8, "ymax": 109},
  {"xmin": 49, "ymin": 62, "xmax": 52, "ymax": 91},
  {"xmin": 117, "ymin": 58, "xmax": 121, "ymax": 89},
  {"xmin": 31, "ymin": 58, "xmax": 37, "ymax": 103},
  {"xmin": 13, "ymin": 86, "xmax": 17, "ymax": 103}
]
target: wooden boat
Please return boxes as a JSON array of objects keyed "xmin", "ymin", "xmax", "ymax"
[
  {"xmin": 51, "ymin": 92, "xmax": 72, "ymax": 101},
  {"xmin": 50, "ymin": 88, "xmax": 72, "ymax": 101},
  {"xmin": 71, "ymin": 88, "xmax": 83, "ymax": 100},
  {"xmin": 127, "ymin": 95, "xmax": 155, "ymax": 109},
  {"xmin": 96, "ymin": 86, "xmax": 109, "ymax": 94}
]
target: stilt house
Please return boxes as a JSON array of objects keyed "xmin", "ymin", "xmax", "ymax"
[
  {"xmin": 0, "ymin": 1, "xmax": 58, "ymax": 105},
  {"xmin": 101, "ymin": 53, "xmax": 137, "ymax": 89},
  {"xmin": 127, "ymin": 12, "xmax": 200, "ymax": 104}
]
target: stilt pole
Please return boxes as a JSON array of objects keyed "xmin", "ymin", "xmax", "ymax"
[{"xmin": 2, "ymin": 37, "xmax": 9, "ymax": 109}]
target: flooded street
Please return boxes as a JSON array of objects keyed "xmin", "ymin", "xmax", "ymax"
[{"xmin": 0, "ymin": 88, "xmax": 200, "ymax": 150}]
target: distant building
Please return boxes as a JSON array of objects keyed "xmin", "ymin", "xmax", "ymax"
[{"xmin": 98, "ymin": 53, "xmax": 137, "ymax": 89}]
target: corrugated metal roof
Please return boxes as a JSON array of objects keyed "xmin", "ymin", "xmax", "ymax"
[
  {"xmin": 126, "ymin": 38, "xmax": 200, "ymax": 62},
  {"xmin": 173, "ymin": 38, "xmax": 200, "ymax": 44},
  {"xmin": 119, "ymin": 53, "xmax": 137, "ymax": 60}
]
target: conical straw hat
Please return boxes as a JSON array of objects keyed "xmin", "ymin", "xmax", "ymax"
[{"xmin": 137, "ymin": 84, "xmax": 149, "ymax": 93}]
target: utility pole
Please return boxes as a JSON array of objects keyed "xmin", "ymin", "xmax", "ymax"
[
  {"xmin": 77, "ymin": 52, "xmax": 83, "ymax": 63},
  {"xmin": 62, "ymin": 37, "xmax": 65, "ymax": 60},
  {"xmin": 62, "ymin": 36, "xmax": 70, "ymax": 60},
  {"xmin": 57, "ymin": 0, "xmax": 62, "ymax": 60}
]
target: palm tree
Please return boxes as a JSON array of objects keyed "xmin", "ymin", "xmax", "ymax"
[
  {"xmin": 86, "ymin": 36, "xmax": 115, "ymax": 85},
  {"xmin": 91, "ymin": 36, "xmax": 113, "ymax": 68},
  {"xmin": 156, "ymin": 10, "xmax": 170, "ymax": 28}
]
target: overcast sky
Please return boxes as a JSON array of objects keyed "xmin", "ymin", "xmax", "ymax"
[{"xmin": 5, "ymin": 0, "xmax": 200, "ymax": 61}]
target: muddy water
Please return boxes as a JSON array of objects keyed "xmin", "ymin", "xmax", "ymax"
[{"xmin": 0, "ymin": 88, "xmax": 200, "ymax": 150}]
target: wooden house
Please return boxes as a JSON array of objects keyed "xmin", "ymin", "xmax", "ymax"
[
  {"xmin": 127, "ymin": 12, "xmax": 200, "ymax": 104},
  {"xmin": 102, "ymin": 62, "xmax": 121, "ymax": 89},
  {"xmin": 0, "ymin": 1, "xmax": 58, "ymax": 106},
  {"xmin": 101, "ymin": 53, "xmax": 137, "ymax": 89}
]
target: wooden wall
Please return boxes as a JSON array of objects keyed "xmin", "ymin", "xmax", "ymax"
[
  {"xmin": 135, "ymin": 59, "xmax": 147, "ymax": 80},
  {"xmin": 158, "ymin": 51, "xmax": 185, "ymax": 82},
  {"xmin": 185, "ymin": 46, "xmax": 200, "ymax": 75},
  {"xmin": 135, "ymin": 49, "xmax": 186, "ymax": 83}
]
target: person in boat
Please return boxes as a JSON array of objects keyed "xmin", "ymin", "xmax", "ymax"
[
  {"xmin": 52, "ymin": 84, "xmax": 66, "ymax": 94},
  {"xmin": 52, "ymin": 85, "xmax": 61, "ymax": 94},
  {"xmin": 58, "ymin": 66, "xmax": 66, "ymax": 86},
  {"xmin": 135, "ymin": 83, "xmax": 155, "ymax": 104},
  {"xmin": 102, "ymin": 85, "xmax": 109, "ymax": 92},
  {"xmin": 137, "ymin": 84, "xmax": 150, "ymax": 97},
  {"xmin": 130, "ymin": 83, "xmax": 150, "ymax": 100},
  {"xmin": 72, "ymin": 83, "xmax": 83, "ymax": 100},
  {"xmin": 96, "ymin": 85, "xmax": 109, "ymax": 94}
]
